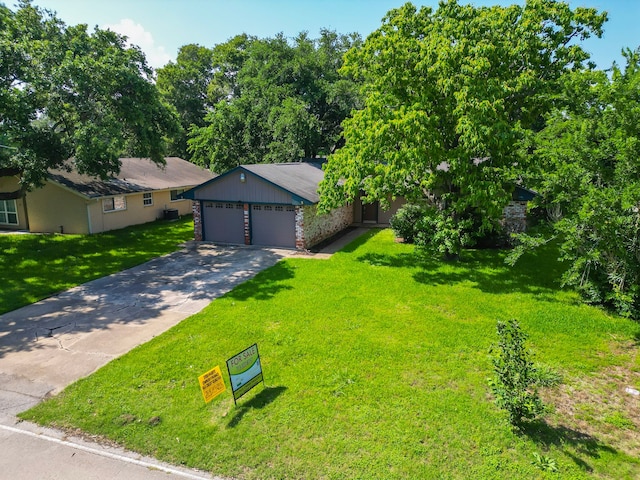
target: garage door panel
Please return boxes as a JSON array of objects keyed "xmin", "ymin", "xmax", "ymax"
[
  {"xmin": 251, "ymin": 205, "xmax": 296, "ymax": 248},
  {"xmin": 203, "ymin": 202, "xmax": 245, "ymax": 244}
]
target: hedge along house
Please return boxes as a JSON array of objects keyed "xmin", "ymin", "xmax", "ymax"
[
  {"xmin": 182, "ymin": 162, "xmax": 352, "ymax": 249},
  {"xmin": 0, "ymin": 157, "xmax": 214, "ymax": 234}
]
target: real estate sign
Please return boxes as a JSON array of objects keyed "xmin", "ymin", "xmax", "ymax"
[
  {"xmin": 198, "ymin": 365, "xmax": 226, "ymax": 403},
  {"xmin": 226, "ymin": 343, "xmax": 264, "ymax": 403}
]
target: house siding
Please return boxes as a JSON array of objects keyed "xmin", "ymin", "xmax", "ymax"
[
  {"xmin": 88, "ymin": 190, "xmax": 193, "ymax": 234},
  {"xmin": 192, "ymin": 170, "xmax": 293, "ymax": 205},
  {"xmin": 298, "ymin": 204, "xmax": 353, "ymax": 249},
  {"xmin": 27, "ymin": 182, "xmax": 90, "ymax": 234}
]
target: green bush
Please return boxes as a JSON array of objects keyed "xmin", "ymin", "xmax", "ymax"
[{"xmin": 389, "ymin": 203, "xmax": 428, "ymax": 243}]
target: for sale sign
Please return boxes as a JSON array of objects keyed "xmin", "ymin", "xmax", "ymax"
[{"xmin": 226, "ymin": 344, "xmax": 264, "ymax": 403}]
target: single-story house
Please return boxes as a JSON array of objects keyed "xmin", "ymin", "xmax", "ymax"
[
  {"xmin": 0, "ymin": 157, "xmax": 214, "ymax": 234},
  {"xmin": 181, "ymin": 161, "xmax": 352, "ymax": 249},
  {"xmin": 182, "ymin": 158, "xmax": 537, "ymax": 250}
]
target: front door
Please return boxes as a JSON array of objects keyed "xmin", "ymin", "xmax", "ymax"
[{"xmin": 362, "ymin": 201, "xmax": 378, "ymax": 223}]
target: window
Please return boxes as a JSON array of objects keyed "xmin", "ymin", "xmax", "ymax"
[
  {"xmin": 215, "ymin": 203, "xmax": 224, "ymax": 209},
  {"xmin": 170, "ymin": 189, "xmax": 185, "ymax": 201},
  {"xmin": 225, "ymin": 203, "xmax": 234, "ymax": 209},
  {"xmin": 103, "ymin": 196, "xmax": 126, "ymax": 212},
  {"xmin": 143, "ymin": 192, "xmax": 153, "ymax": 206},
  {"xmin": 275, "ymin": 206, "xmax": 283, "ymax": 212},
  {"xmin": 253, "ymin": 205, "xmax": 261, "ymax": 211},
  {"xmin": 0, "ymin": 199, "xmax": 18, "ymax": 225},
  {"xmin": 264, "ymin": 205, "xmax": 272, "ymax": 211},
  {"xmin": 286, "ymin": 206, "xmax": 295, "ymax": 212}
]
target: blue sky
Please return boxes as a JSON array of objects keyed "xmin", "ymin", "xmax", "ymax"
[{"xmin": 23, "ymin": 0, "xmax": 640, "ymax": 70}]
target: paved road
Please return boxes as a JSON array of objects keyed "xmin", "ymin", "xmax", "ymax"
[{"xmin": 0, "ymin": 242, "xmax": 296, "ymax": 479}]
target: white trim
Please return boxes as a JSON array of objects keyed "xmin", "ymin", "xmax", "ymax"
[{"xmin": 86, "ymin": 203, "xmax": 93, "ymax": 234}]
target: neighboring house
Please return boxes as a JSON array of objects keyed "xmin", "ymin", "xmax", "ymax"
[
  {"xmin": 0, "ymin": 157, "xmax": 214, "ymax": 234},
  {"xmin": 182, "ymin": 161, "xmax": 352, "ymax": 249}
]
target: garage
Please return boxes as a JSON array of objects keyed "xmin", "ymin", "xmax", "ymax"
[
  {"xmin": 202, "ymin": 202, "xmax": 244, "ymax": 244},
  {"xmin": 251, "ymin": 204, "xmax": 296, "ymax": 248},
  {"xmin": 183, "ymin": 161, "xmax": 353, "ymax": 250}
]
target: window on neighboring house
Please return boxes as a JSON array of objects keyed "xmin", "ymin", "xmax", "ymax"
[
  {"xmin": 170, "ymin": 189, "xmax": 185, "ymax": 201},
  {"xmin": 0, "ymin": 199, "xmax": 18, "ymax": 225},
  {"xmin": 143, "ymin": 192, "xmax": 153, "ymax": 206},
  {"xmin": 103, "ymin": 196, "xmax": 126, "ymax": 212}
]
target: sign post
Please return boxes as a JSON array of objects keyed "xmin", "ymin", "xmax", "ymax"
[{"xmin": 226, "ymin": 343, "xmax": 264, "ymax": 405}]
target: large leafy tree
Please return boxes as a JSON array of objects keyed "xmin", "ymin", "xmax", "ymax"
[
  {"xmin": 156, "ymin": 44, "xmax": 216, "ymax": 159},
  {"xmin": 188, "ymin": 30, "xmax": 361, "ymax": 173},
  {"xmin": 514, "ymin": 51, "xmax": 640, "ymax": 318},
  {"xmin": 318, "ymin": 0, "xmax": 606, "ymax": 257},
  {"xmin": 0, "ymin": 1, "xmax": 179, "ymax": 190}
]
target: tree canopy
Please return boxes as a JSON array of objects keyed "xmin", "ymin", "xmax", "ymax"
[
  {"xmin": 513, "ymin": 50, "xmax": 640, "ymax": 318},
  {"xmin": 187, "ymin": 30, "xmax": 362, "ymax": 173},
  {"xmin": 318, "ymin": 0, "xmax": 606, "ymax": 257},
  {"xmin": 0, "ymin": 1, "xmax": 179, "ymax": 189}
]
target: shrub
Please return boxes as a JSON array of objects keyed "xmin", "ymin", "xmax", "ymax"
[
  {"xmin": 488, "ymin": 319, "xmax": 546, "ymax": 426},
  {"xmin": 389, "ymin": 203, "xmax": 427, "ymax": 243}
]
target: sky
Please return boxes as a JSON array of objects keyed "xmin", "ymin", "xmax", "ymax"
[{"xmin": 15, "ymin": 0, "xmax": 640, "ymax": 70}]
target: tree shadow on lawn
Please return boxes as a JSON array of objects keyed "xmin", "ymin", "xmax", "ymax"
[
  {"xmin": 357, "ymin": 243, "xmax": 567, "ymax": 297},
  {"xmin": 224, "ymin": 262, "xmax": 295, "ymax": 301},
  {"xmin": 227, "ymin": 386, "xmax": 287, "ymax": 428},
  {"xmin": 519, "ymin": 420, "xmax": 617, "ymax": 473}
]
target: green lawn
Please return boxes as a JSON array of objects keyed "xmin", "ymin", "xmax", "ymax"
[
  {"xmin": 21, "ymin": 229, "xmax": 640, "ymax": 479},
  {"xmin": 0, "ymin": 216, "xmax": 194, "ymax": 314}
]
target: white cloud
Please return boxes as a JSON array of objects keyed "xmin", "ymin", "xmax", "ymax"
[{"xmin": 103, "ymin": 18, "xmax": 173, "ymax": 70}]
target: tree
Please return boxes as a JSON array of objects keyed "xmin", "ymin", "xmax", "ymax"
[
  {"xmin": 156, "ymin": 44, "xmax": 216, "ymax": 159},
  {"xmin": 318, "ymin": 0, "xmax": 606, "ymax": 258},
  {"xmin": 512, "ymin": 50, "xmax": 640, "ymax": 319},
  {"xmin": 188, "ymin": 30, "xmax": 361, "ymax": 173},
  {"xmin": 0, "ymin": 1, "xmax": 179, "ymax": 190}
]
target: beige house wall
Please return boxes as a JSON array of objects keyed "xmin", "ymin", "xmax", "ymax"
[
  {"xmin": 27, "ymin": 182, "xmax": 90, "ymax": 234},
  {"xmin": 87, "ymin": 190, "xmax": 193, "ymax": 234},
  {"xmin": 0, "ymin": 176, "xmax": 29, "ymax": 230}
]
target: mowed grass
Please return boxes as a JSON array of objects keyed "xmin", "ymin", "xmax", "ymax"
[
  {"xmin": 21, "ymin": 229, "xmax": 640, "ymax": 479},
  {"xmin": 0, "ymin": 216, "xmax": 194, "ymax": 314}
]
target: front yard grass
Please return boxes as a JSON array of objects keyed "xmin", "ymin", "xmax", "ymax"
[
  {"xmin": 21, "ymin": 229, "xmax": 640, "ymax": 479},
  {"xmin": 0, "ymin": 216, "xmax": 194, "ymax": 314}
]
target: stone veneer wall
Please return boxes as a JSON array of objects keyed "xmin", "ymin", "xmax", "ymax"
[
  {"xmin": 502, "ymin": 200, "xmax": 528, "ymax": 235},
  {"xmin": 296, "ymin": 204, "xmax": 353, "ymax": 250},
  {"xmin": 192, "ymin": 201, "xmax": 203, "ymax": 241}
]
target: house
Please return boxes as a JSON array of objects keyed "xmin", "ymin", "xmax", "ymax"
[
  {"xmin": 0, "ymin": 157, "xmax": 214, "ymax": 234},
  {"xmin": 182, "ymin": 160, "xmax": 536, "ymax": 250},
  {"xmin": 181, "ymin": 161, "xmax": 352, "ymax": 249}
]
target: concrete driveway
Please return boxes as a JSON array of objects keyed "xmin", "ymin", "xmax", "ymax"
[{"xmin": 0, "ymin": 242, "xmax": 296, "ymax": 414}]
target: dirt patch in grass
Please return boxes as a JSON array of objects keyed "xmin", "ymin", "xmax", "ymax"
[{"xmin": 542, "ymin": 341, "xmax": 640, "ymax": 456}]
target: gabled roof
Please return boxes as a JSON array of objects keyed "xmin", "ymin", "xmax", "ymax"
[
  {"xmin": 183, "ymin": 161, "xmax": 325, "ymax": 204},
  {"xmin": 48, "ymin": 157, "xmax": 215, "ymax": 199},
  {"xmin": 242, "ymin": 162, "xmax": 324, "ymax": 203}
]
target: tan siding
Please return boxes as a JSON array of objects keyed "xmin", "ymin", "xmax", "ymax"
[
  {"xmin": 27, "ymin": 182, "xmax": 90, "ymax": 234},
  {"xmin": 94, "ymin": 190, "xmax": 193, "ymax": 233},
  {"xmin": 378, "ymin": 197, "xmax": 405, "ymax": 224}
]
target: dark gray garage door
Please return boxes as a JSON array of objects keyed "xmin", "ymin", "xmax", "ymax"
[
  {"xmin": 251, "ymin": 204, "xmax": 296, "ymax": 248},
  {"xmin": 203, "ymin": 202, "xmax": 245, "ymax": 244}
]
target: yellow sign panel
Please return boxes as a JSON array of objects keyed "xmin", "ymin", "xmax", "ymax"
[{"xmin": 198, "ymin": 365, "xmax": 226, "ymax": 403}]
